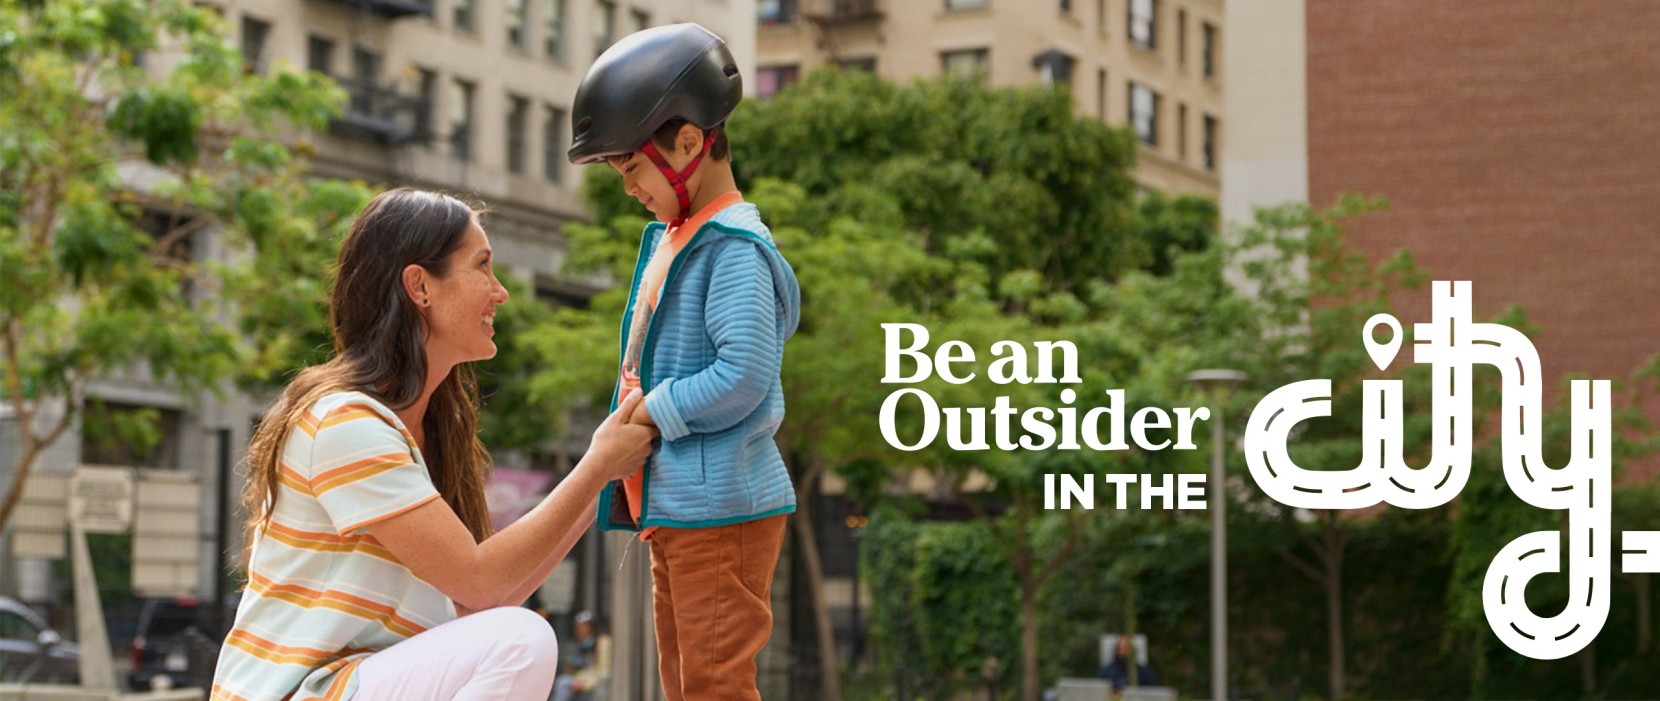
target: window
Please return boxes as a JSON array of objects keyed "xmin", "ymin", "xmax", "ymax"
[
  {"xmin": 0, "ymin": 611, "xmax": 40, "ymax": 642},
  {"xmin": 508, "ymin": 0, "xmax": 529, "ymax": 50},
  {"xmin": 1129, "ymin": 82, "xmax": 1158, "ymax": 146},
  {"xmin": 415, "ymin": 67, "xmax": 437, "ymax": 143},
  {"xmin": 545, "ymin": 0, "xmax": 567, "ymax": 59},
  {"xmin": 1202, "ymin": 22, "xmax": 1217, "ymax": 78},
  {"xmin": 946, "ymin": 0, "xmax": 989, "ymax": 10},
  {"xmin": 81, "ymin": 401, "xmax": 183, "ymax": 469},
  {"xmin": 1177, "ymin": 9, "xmax": 1187, "ymax": 68},
  {"xmin": 941, "ymin": 48, "xmax": 990, "ymax": 82},
  {"xmin": 138, "ymin": 209, "xmax": 197, "ymax": 296},
  {"xmin": 1096, "ymin": 68, "xmax": 1107, "ymax": 119},
  {"xmin": 1128, "ymin": 0, "xmax": 1156, "ymax": 49},
  {"xmin": 452, "ymin": 79, "xmax": 475, "ymax": 161},
  {"xmin": 350, "ymin": 47, "xmax": 381, "ymax": 113},
  {"xmin": 306, "ymin": 35, "xmax": 335, "ymax": 75},
  {"xmin": 1033, "ymin": 50, "xmax": 1075, "ymax": 88},
  {"xmin": 1203, "ymin": 114, "xmax": 1218, "ymax": 170},
  {"xmin": 594, "ymin": 0, "xmax": 616, "ymax": 57},
  {"xmin": 544, "ymin": 105, "xmax": 566, "ymax": 182},
  {"xmin": 507, "ymin": 96, "xmax": 529, "ymax": 174},
  {"xmin": 535, "ymin": 284, "xmax": 592, "ymax": 310},
  {"xmin": 454, "ymin": 0, "xmax": 476, "ymax": 32},
  {"xmin": 630, "ymin": 9, "xmax": 650, "ymax": 33},
  {"xmin": 1177, "ymin": 102, "xmax": 1187, "ymax": 158},
  {"xmin": 838, "ymin": 56, "xmax": 877, "ymax": 72},
  {"xmin": 759, "ymin": 0, "xmax": 796, "ymax": 24},
  {"xmin": 240, "ymin": 15, "xmax": 270, "ymax": 74},
  {"xmin": 756, "ymin": 64, "xmax": 799, "ymax": 100}
]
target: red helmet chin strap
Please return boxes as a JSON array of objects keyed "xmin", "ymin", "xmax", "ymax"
[{"xmin": 640, "ymin": 131, "xmax": 715, "ymax": 228}]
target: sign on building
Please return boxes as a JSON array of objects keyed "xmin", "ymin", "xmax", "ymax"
[
  {"xmin": 13, "ymin": 472, "xmax": 69, "ymax": 559},
  {"xmin": 132, "ymin": 470, "xmax": 201, "ymax": 597},
  {"xmin": 68, "ymin": 466, "xmax": 136, "ymax": 534}
]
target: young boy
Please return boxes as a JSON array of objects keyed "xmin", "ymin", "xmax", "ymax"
[{"xmin": 567, "ymin": 23, "xmax": 801, "ymax": 701}]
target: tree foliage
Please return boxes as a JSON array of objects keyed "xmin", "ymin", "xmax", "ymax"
[{"xmin": 0, "ymin": 0, "xmax": 371, "ymax": 529}]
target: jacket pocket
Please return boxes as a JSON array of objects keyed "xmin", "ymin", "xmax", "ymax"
[{"xmin": 654, "ymin": 434, "xmax": 706, "ymax": 488}]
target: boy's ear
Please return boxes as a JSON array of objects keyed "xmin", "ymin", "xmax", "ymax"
[{"xmin": 676, "ymin": 122, "xmax": 705, "ymax": 157}]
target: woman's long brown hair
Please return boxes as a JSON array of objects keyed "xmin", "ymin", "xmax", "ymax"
[{"xmin": 241, "ymin": 189, "xmax": 495, "ymax": 552}]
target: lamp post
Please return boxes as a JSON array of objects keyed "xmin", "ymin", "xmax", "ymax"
[{"xmin": 1184, "ymin": 369, "xmax": 1248, "ymax": 701}]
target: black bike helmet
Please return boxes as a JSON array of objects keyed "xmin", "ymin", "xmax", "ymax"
[{"xmin": 567, "ymin": 23, "xmax": 743, "ymax": 166}]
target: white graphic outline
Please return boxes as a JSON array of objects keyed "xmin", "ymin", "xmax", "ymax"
[{"xmin": 1242, "ymin": 281, "xmax": 1653, "ymax": 660}]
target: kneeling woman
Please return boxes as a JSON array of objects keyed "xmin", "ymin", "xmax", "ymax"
[{"xmin": 212, "ymin": 189, "xmax": 656, "ymax": 701}]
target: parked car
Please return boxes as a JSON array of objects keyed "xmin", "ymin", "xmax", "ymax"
[
  {"xmin": 128, "ymin": 596, "xmax": 231, "ymax": 691},
  {"xmin": 0, "ymin": 596, "xmax": 79, "ymax": 684}
]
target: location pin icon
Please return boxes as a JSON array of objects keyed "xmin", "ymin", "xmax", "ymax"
[{"xmin": 1363, "ymin": 313, "xmax": 1403, "ymax": 371}]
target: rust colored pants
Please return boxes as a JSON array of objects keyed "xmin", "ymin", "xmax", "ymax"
[{"xmin": 649, "ymin": 514, "xmax": 788, "ymax": 701}]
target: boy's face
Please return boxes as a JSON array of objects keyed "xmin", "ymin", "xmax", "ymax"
[
  {"xmin": 607, "ymin": 151, "xmax": 680, "ymax": 223},
  {"xmin": 605, "ymin": 125, "xmax": 707, "ymax": 224}
]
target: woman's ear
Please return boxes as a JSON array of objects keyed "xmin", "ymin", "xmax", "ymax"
[
  {"xmin": 677, "ymin": 122, "xmax": 705, "ymax": 158},
  {"xmin": 402, "ymin": 264, "xmax": 430, "ymax": 308}
]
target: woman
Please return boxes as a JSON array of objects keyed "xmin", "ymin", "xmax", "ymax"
[{"xmin": 211, "ymin": 189, "xmax": 656, "ymax": 701}]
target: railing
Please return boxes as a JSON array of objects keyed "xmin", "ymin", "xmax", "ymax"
[
  {"xmin": 319, "ymin": 0, "xmax": 433, "ymax": 20},
  {"xmin": 805, "ymin": 0, "xmax": 883, "ymax": 26},
  {"xmin": 331, "ymin": 78, "xmax": 431, "ymax": 147}
]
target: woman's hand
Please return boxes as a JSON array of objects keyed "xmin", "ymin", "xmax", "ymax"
[{"xmin": 583, "ymin": 389, "xmax": 658, "ymax": 481}]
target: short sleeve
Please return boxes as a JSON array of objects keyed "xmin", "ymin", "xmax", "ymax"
[{"xmin": 306, "ymin": 404, "xmax": 440, "ymax": 534}]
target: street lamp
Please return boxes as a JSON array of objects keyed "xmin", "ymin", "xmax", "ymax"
[{"xmin": 1184, "ymin": 369, "xmax": 1248, "ymax": 701}]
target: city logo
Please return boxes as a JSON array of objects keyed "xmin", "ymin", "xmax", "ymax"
[{"xmin": 1244, "ymin": 280, "xmax": 1658, "ymax": 660}]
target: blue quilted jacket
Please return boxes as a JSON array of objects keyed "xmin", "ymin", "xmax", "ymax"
[{"xmin": 598, "ymin": 201, "xmax": 801, "ymax": 531}]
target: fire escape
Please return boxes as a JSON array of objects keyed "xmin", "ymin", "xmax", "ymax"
[
  {"xmin": 801, "ymin": 0, "xmax": 884, "ymax": 65},
  {"xmin": 319, "ymin": 0, "xmax": 434, "ymax": 147}
]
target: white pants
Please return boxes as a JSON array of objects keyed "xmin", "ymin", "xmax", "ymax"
[{"xmin": 353, "ymin": 606, "xmax": 559, "ymax": 701}]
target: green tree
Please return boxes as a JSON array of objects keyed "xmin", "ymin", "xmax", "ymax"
[{"xmin": 0, "ymin": 0, "xmax": 369, "ymax": 528}]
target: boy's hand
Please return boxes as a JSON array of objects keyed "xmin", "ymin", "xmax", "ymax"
[
  {"xmin": 627, "ymin": 398, "xmax": 657, "ymax": 428},
  {"xmin": 586, "ymin": 390, "xmax": 658, "ymax": 481}
]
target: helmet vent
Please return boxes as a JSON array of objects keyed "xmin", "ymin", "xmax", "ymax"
[
  {"xmin": 574, "ymin": 116, "xmax": 593, "ymax": 136},
  {"xmin": 723, "ymin": 64, "xmax": 739, "ymax": 78}
]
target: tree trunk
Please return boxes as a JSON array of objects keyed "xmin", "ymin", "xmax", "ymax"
[
  {"xmin": 0, "ymin": 436, "xmax": 43, "ymax": 531},
  {"xmin": 1020, "ymin": 582, "xmax": 1040, "ymax": 701},
  {"xmin": 792, "ymin": 460, "xmax": 844, "ymax": 701},
  {"xmin": 1325, "ymin": 549, "xmax": 1344, "ymax": 701},
  {"xmin": 1636, "ymin": 573, "xmax": 1652, "ymax": 652},
  {"xmin": 1580, "ymin": 642, "xmax": 1596, "ymax": 695},
  {"xmin": 1321, "ymin": 516, "xmax": 1346, "ymax": 701}
]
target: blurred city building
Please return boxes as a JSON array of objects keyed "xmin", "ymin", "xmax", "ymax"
[
  {"xmin": 1223, "ymin": 0, "xmax": 1660, "ymax": 429},
  {"xmin": 755, "ymin": 0, "xmax": 1225, "ymax": 197}
]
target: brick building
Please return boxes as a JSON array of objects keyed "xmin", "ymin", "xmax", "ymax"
[{"xmin": 1225, "ymin": 0, "xmax": 1660, "ymax": 420}]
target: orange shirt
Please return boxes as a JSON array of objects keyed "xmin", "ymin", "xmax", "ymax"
[{"xmin": 620, "ymin": 191, "xmax": 746, "ymax": 539}]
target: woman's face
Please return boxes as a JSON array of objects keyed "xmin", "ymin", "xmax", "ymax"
[{"xmin": 421, "ymin": 220, "xmax": 510, "ymax": 366}]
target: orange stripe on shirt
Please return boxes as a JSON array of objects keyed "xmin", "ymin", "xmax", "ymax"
[
  {"xmin": 280, "ymin": 464, "xmax": 314, "ymax": 495},
  {"xmin": 225, "ymin": 629, "xmax": 340, "ymax": 666},
  {"xmin": 310, "ymin": 453, "xmax": 416, "ymax": 494},
  {"xmin": 246, "ymin": 572, "xmax": 427, "ymax": 638},
  {"xmin": 261, "ymin": 522, "xmax": 399, "ymax": 563},
  {"xmin": 209, "ymin": 684, "xmax": 261, "ymax": 701},
  {"xmin": 319, "ymin": 658, "xmax": 362, "ymax": 701}
]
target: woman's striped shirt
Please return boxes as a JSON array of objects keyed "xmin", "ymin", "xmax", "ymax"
[{"xmin": 211, "ymin": 392, "xmax": 454, "ymax": 701}]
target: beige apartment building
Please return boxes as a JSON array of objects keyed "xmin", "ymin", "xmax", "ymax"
[
  {"xmin": 755, "ymin": 0, "xmax": 1224, "ymax": 196},
  {"xmin": 229, "ymin": 0, "xmax": 757, "ymax": 296}
]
